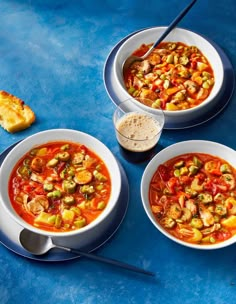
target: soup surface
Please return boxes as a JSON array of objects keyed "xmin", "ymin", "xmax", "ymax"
[
  {"xmin": 124, "ymin": 42, "xmax": 215, "ymax": 111},
  {"xmin": 149, "ymin": 153, "xmax": 236, "ymax": 245},
  {"xmin": 9, "ymin": 141, "xmax": 111, "ymax": 232}
]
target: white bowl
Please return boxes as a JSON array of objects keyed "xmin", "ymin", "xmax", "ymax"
[
  {"xmin": 141, "ymin": 140, "xmax": 236, "ymax": 250},
  {"xmin": 114, "ymin": 27, "xmax": 224, "ymax": 125},
  {"xmin": 0, "ymin": 129, "xmax": 122, "ymax": 248}
]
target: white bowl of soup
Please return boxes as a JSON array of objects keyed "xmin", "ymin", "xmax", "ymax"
[
  {"xmin": 0, "ymin": 129, "xmax": 122, "ymax": 248},
  {"xmin": 141, "ymin": 140, "xmax": 236, "ymax": 250},
  {"xmin": 114, "ymin": 27, "xmax": 224, "ymax": 126}
]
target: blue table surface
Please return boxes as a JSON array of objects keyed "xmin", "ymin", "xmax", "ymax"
[{"xmin": 1, "ymin": 0, "xmax": 236, "ymax": 303}]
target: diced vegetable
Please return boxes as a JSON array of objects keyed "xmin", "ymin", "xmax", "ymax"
[
  {"xmin": 174, "ymin": 160, "xmax": 185, "ymax": 169},
  {"xmin": 166, "ymin": 203, "xmax": 182, "ymax": 219},
  {"xmin": 74, "ymin": 217, "xmax": 86, "ymax": 228},
  {"xmin": 161, "ymin": 217, "xmax": 176, "ymax": 228},
  {"xmin": 191, "ymin": 218, "xmax": 203, "ymax": 229},
  {"xmin": 189, "ymin": 165, "xmax": 199, "ymax": 176},
  {"xmin": 80, "ymin": 185, "xmax": 95, "ymax": 194},
  {"xmin": 179, "ymin": 227, "xmax": 203, "ymax": 243},
  {"xmin": 70, "ymin": 207, "xmax": 81, "ymax": 216},
  {"xmin": 221, "ymin": 174, "xmax": 235, "ymax": 190},
  {"xmin": 198, "ymin": 193, "xmax": 213, "ymax": 203},
  {"xmin": 180, "ymin": 167, "xmax": 188, "ymax": 175},
  {"xmin": 97, "ymin": 201, "xmax": 106, "ymax": 210},
  {"xmin": 47, "ymin": 190, "xmax": 62, "ymax": 199},
  {"xmin": 225, "ymin": 197, "xmax": 236, "ymax": 215},
  {"xmin": 93, "ymin": 170, "xmax": 107, "ymax": 182},
  {"xmin": 57, "ymin": 152, "xmax": 70, "ymax": 161},
  {"xmin": 215, "ymin": 204, "xmax": 227, "ymax": 216},
  {"xmin": 193, "ymin": 156, "xmax": 202, "ymax": 168},
  {"xmin": 191, "ymin": 178, "xmax": 203, "ymax": 192},
  {"xmin": 62, "ymin": 180, "xmax": 77, "ymax": 194},
  {"xmin": 17, "ymin": 165, "xmax": 31, "ymax": 179},
  {"xmin": 72, "ymin": 152, "xmax": 84, "ymax": 165},
  {"xmin": 35, "ymin": 212, "xmax": 54, "ymax": 226},
  {"xmin": 36, "ymin": 148, "xmax": 48, "ymax": 156},
  {"xmin": 47, "ymin": 158, "xmax": 59, "ymax": 167},
  {"xmin": 62, "ymin": 209, "xmax": 75, "ymax": 223},
  {"xmin": 55, "ymin": 215, "xmax": 62, "ymax": 228},
  {"xmin": 43, "ymin": 183, "xmax": 54, "ymax": 191},
  {"xmin": 221, "ymin": 215, "xmax": 236, "ymax": 228},
  {"xmin": 63, "ymin": 195, "xmax": 75, "ymax": 205},
  {"xmin": 61, "ymin": 144, "xmax": 69, "ymax": 151},
  {"xmin": 220, "ymin": 164, "xmax": 231, "ymax": 173}
]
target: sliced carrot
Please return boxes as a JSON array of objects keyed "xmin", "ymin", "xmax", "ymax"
[{"xmin": 166, "ymin": 86, "xmax": 181, "ymax": 96}]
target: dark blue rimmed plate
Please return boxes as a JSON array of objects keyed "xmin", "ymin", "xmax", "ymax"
[
  {"xmin": 0, "ymin": 142, "xmax": 129, "ymax": 262},
  {"xmin": 103, "ymin": 28, "xmax": 235, "ymax": 129}
]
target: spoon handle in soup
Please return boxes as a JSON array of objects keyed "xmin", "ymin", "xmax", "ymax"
[
  {"xmin": 56, "ymin": 245, "xmax": 155, "ymax": 277},
  {"xmin": 152, "ymin": 0, "xmax": 197, "ymax": 49}
]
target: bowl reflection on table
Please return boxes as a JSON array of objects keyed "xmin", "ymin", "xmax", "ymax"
[
  {"xmin": 0, "ymin": 129, "xmax": 122, "ymax": 249},
  {"xmin": 141, "ymin": 140, "xmax": 236, "ymax": 250},
  {"xmin": 114, "ymin": 27, "xmax": 224, "ymax": 126}
]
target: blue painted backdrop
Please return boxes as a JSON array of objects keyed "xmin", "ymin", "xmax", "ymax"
[{"xmin": 0, "ymin": 1, "xmax": 236, "ymax": 303}]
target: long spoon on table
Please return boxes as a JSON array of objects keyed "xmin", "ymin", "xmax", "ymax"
[
  {"xmin": 19, "ymin": 229, "xmax": 155, "ymax": 277},
  {"xmin": 123, "ymin": 0, "xmax": 197, "ymax": 75}
]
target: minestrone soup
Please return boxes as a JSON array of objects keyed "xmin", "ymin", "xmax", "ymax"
[
  {"xmin": 9, "ymin": 141, "xmax": 111, "ymax": 232},
  {"xmin": 124, "ymin": 42, "xmax": 215, "ymax": 111},
  {"xmin": 149, "ymin": 153, "xmax": 236, "ymax": 245}
]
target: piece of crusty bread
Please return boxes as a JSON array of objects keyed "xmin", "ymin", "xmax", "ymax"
[{"xmin": 0, "ymin": 90, "xmax": 35, "ymax": 133}]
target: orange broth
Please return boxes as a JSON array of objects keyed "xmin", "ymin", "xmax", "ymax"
[
  {"xmin": 149, "ymin": 153, "xmax": 236, "ymax": 245},
  {"xmin": 9, "ymin": 141, "xmax": 111, "ymax": 232}
]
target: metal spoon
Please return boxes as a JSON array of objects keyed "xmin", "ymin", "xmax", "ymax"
[
  {"xmin": 19, "ymin": 229, "xmax": 155, "ymax": 277},
  {"xmin": 123, "ymin": 0, "xmax": 197, "ymax": 74}
]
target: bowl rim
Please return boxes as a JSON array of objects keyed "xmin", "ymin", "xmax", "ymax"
[
  {"xmin": 0, "ymin": 128, "xmax": 122, "ymax": 237},
  {"xmin": 114, "ymin": 26, "xmax": 224, "ymax": 117},
  {"xmin": 141, "ymin": 140, "xmax": 236, "ymax": 250}
]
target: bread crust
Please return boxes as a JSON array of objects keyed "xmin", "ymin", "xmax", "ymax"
[{"xmin": 0, "ymin": 90, "xmax": 35, "ymax": 133}]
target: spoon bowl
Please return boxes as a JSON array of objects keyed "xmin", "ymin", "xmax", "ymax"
[
  {"xmin": 19, "ymin": 229, "xmax": 155, "ymax": 277},
  {"xmin": 20, "ymin": 229, "xmax": 55, "ymax": 255},
  {"xmin": 122, "ymin": 0, "xmax": 197, "ymax": 75}
]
